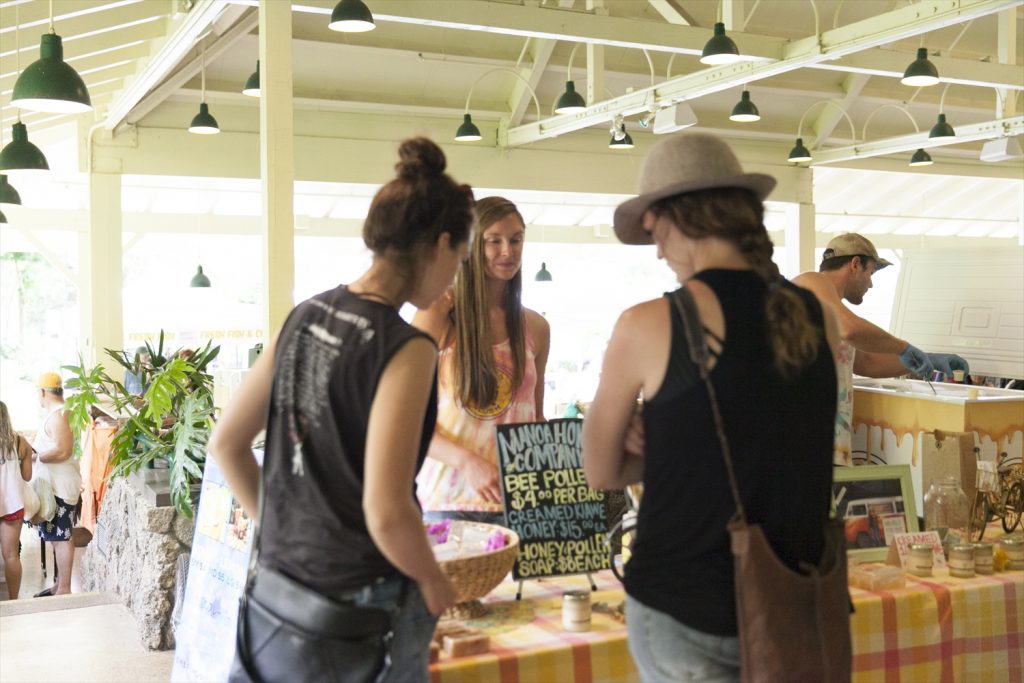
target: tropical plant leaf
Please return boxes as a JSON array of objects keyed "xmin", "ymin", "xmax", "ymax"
[{"xmin": 143, "ymin": 358, "xmax": 192, "ymax": 423}]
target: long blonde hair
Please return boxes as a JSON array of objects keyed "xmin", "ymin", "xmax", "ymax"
[
  {"xmin": 449, "ymin": 197, "xmax": 527, "ymax": 409},
  {"xmin": 0, "ymin": 401, "xmax": 18, "ymax": 463}
]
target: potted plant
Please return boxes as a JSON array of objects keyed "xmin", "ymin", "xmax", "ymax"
[{"xmin": 64, "ymin": 332, "xmax": 220, "ymax": 518}]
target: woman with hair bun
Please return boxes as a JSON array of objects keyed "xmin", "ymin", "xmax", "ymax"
[
  {"xmin": 210, "ymin": 137, "xmax": 473, "ymax": 682},
  {"xmin": 415, "ymin": 196, "xmax": 550, "ymax": 525},
  {"xmin": 583, "ymin": 133, "xmax": 840, "ymax": 682}
]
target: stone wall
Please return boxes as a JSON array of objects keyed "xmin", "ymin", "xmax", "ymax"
[{"xmin": 81, "ymin": 477, "xmax": 194, "ymax": 650}]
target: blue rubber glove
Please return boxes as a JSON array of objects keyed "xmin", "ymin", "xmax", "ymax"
[
  {"xmin": 898, "ymin": 344, "xmax": 935, "ymax": 378},
  {"xmin": 928, "ymin": 353, "xmax": 970, "ymax": 377}
]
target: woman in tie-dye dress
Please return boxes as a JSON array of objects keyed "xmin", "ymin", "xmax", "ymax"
[{"xmin": 415, "ymin": 196, "xmax": 550, "ymax": 525}]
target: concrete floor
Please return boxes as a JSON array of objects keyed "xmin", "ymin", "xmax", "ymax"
[{"xmin": 1, "ymin": 523, "xmax": 175, "ymax": 683}]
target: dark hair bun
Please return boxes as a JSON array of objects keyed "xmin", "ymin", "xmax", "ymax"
[{"xmin": 395, "ymin": 137, "xmax": 447, "ymax": 179}]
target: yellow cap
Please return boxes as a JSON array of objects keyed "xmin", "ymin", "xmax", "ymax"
[{"xmin": 38, "ymin": 372, "xmax": 62, "ymax": 389}]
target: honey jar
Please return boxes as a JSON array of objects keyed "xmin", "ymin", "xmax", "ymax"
[
  {"xmin": 1000, "ymin": 537, "xmax": 1024, "ymax": 571},
  {"xmin": 562, "ymin": 591, "xmax": 591, "ymax": 632},
  {"xmin": 948, "ymin": 544, "xmax": 975, "ymax": 578},
  {"xmin": 973, "ymin": 542, "xmax": 995, "ymax": 575},
  {"xmin": 907, "ymin": 543, "xmax": 934, "ymax": 577}
]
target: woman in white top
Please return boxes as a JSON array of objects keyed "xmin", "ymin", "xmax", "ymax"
[
  {"xmin": 0, "ymin": 400, "xmax": 34, "ymax": 599},
  {"xmin": 32, "ymin": 373, "xmax": 79, "ymax": 597}
]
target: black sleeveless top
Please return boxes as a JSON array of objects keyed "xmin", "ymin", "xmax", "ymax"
[
  {"xmin": 623, "ymin": 269, "xmax": 837, "ymax": 636},
  {"xmin": 259, "ymin": 285, "xmax": 437, "ymax": 593}
]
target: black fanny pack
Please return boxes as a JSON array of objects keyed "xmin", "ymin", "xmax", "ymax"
[{"xmin": 229, "ymin": 566, "xmax": 398, "ymax": 683}]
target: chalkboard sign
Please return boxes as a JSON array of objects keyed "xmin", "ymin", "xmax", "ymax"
[{"xmin": 496, "ymin": 419, "xmax": 610, "ymax": 580}]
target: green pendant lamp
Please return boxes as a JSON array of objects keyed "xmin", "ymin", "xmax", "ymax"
[
  {"xmin": 0, "ymin": 122, "xmax": 50, "ymax": 172},
  {"xmin": 700, "ymin": 22, "xmax": 742, "ymax": 65},
  {"xmin": 787, "ymin": 137, "xmax": 812, "ymax": 163},
  {"xmin": 242, "ymin": 60, "xmax": 260, "ymax": 97},
  {"xmin": 190, "ymin": 265, "xmax": 211, "ymax": 288},
  {"xmin": 534, "ymin": 262, "xmax": 553, "ymax": 282},
  {"xmin": 0, "ymin": 208, "xmax": 7, "ymax": 224},
  {"xmin": 12, "ymin": 33, "xmax": 92, "ymax": 114},
  {"xmin": 901, "ymin": 48, "xmax": 940, "ymax": 87},
  {"xmin": 0, "ymin": 175, "xmax": 22, "ymax": 205},
  {"xmin": 909, "ymin": 148, "xmax": 933, "ymax": 167},
  {"xmin": 328, "ymin": 0, "xmax": 376, "ymax": 32},
  {"xmin": 188, "ymin": 45, "xmax": 220, "ymax": 135},
  {"xmin": 454, "ymin": 113, "xmax": 482, "ymax": 142},
  {"xmin": 609, "ymin": 124, "xmax": 634, "ymax": 149},
  {"xmin": 928, "ymin": 113, "xmax": 956, "ymax": 141},
  {"xmin": 554, "ymin": 81, "xmax": 587, "ymax": 114},
  {"xmin": 729, "ymin": 90, "xmax": 760, "ymax": 122}
]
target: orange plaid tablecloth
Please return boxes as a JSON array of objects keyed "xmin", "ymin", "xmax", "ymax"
[
  {"xmin": 431, "ymin": 563, "xmax": 1023, "ymax": 683},
  {"xmin": 430, "ymin": 571, "xmax": 636, "ymax": 683}
]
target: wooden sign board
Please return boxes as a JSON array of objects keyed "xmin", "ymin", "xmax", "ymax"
[{"xmin": 495, "ymin": 419, "xmax": 610, "ymax": 580}]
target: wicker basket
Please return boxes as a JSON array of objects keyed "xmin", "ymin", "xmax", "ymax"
[{"xmin": 435, "ymin": 522, "xmax": 519, "ymax": 617}]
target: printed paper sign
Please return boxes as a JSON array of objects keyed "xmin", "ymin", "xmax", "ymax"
[{"xmin": 886, "ymin": 530, "xmax": 947, "ymax": 570}]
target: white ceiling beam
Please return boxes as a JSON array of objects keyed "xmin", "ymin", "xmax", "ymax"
[
  {"xmin": 509, "ymin": 39, "xmax": 555, "ymax": 127},
  {"xmin": 123, "ymin": 8, "xmax": 257, "ymax": 126},
  {"xmin": 810, "ymin": 74, "xmax": 870, "ymax": 148},
  {"xmin": 997, "ymin": 8, "xmax": 1018, "ymax": 117},
  {"xmin": 504, "ymin": 0, "xmax": 1021, "ymax": 147},
  {"xmin": 646, "ymin": 0, "xmax": 692, "ymax": 26},
  {"xmin": 809, "ymin": 115, "xmax": 1024, "ymax": 165},
  {"xmin": 103, "ymin": 0, "xmax": 229, "ymax": 131},
  {"xmin": 813, "ymin": 50, "xmax": 1024, "ymax": 91}
]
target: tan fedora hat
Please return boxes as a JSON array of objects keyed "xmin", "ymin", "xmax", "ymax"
[{"xmin": 613, "ymin": 132, "xmax": 776, "ymax": 245}]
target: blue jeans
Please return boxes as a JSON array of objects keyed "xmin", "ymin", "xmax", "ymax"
[
  {"xmin": 341, "ymin": 577, "xmax": 438, "ymax": 683},
  {"xmin": 422, "ymin": 510, "xmax": 506, "ymax": 526},
  {"xmin": 625, "ymin": 596, "xmax": 739, "ymax": 683}
]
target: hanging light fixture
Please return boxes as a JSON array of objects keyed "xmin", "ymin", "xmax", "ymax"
[
  {"xmin": 909, "ymin": 148, "xmax": 933, "ymax": 167},
  {"xmin": 928, "ymin": 85, "xmax": 956, "ymax": 141},
  {"xmin": 0, "ymin": 122, "xmax": 50, "ymax": 172},
  {"xmin": 11, "ymin": 0, "xmax": 92, "ymax": 114},
  {"xmin": 729, "ymin": 89, "xmax": 760, "ymax": 122},
  {"xmin": 534, "ymin": 262, "xmax": 553, "ymax": 282},
  {"xmin": 0, "ymin": 176, "xmax": 22, "ymax": 205},
  {"xmin": 609, "ymin": 123, "xmax": 634, "ymax": 149},
  {"xmin": 861, "ymin": 103, "xmax": 934, "ymax": 168},
  {"xmin": 455, "ymin": 68, "xmax": 541, "ymax": 143},
  {"xmin": 901, "ymin": 47, "xmax": 940, "ymax": 87},
  {"xmin": 190, "ymin": 265, "xmax": 211, "ymax": 288},
  {"xmin": 188, "ymin": 43, "xmax": 220, "ymax": 135},
  {"xmin": 328, "ymin": 0, "xmax": 376, "ymax": 32},
  {"xmin": 0, "ymin": 208, "xmax": 7, "ymax": 224},
  {"xmin": 242, "ymin": 60, "xmax": 260, "ymax": 97},
  {"xmin": 786, "ymin": 100, "xmax": 856, "ymax": 164},
  {"xmin": 700, "ymin": 23, "xmax": 743, "ymax": 65},
  {"xmin": 554, "ymin": 44, "xmax": 587, "ymax": 114}
]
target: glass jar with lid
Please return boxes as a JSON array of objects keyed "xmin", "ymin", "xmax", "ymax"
[{"xmin": 923, "ymin": 476, "xmax": 970, "ymax": 557}]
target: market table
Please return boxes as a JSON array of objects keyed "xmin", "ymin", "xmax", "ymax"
[{"xmin": 429, "ymin": 565, "xmax": 1023, "ymax": 683}]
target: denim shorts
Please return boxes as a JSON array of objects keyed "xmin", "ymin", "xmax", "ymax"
[{"xmin": 625, "ymin": 595, "xmax": 740, "ymax": 683}]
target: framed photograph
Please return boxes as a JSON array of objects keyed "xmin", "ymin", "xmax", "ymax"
[{"xmin": 833, "ymin": 464, "xmax": 918, "ymax": 562}]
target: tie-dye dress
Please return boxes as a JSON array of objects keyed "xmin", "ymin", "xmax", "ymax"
[{"xmin": 417, "ymin": 331, "xmax": 537, "ymax": 514}]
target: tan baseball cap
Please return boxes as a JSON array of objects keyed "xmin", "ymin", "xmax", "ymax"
[
  {"xmin": 37, "ymin": 372, "xmax": 62, "ymax": 389},
  {"xmin": 822, "ymin": 233, "xmax": 893, "ymax": 269},
  {"xmin": 613, "ymin": 132, "xmax": 776, "ymax": 245}
]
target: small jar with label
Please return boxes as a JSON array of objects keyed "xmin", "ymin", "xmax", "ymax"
[
  {"xmin": 973, "ymin": 542, "xmax": 995, "ymax": 575},
  {"xmin": 562, "ymin": 591, "xmax": 591, "ymax": 632},
  {"xmin": 907, "ymin": 543, "xmax": 934, "ymax": 577},
  {"xmin": 948, "ymin": 544, "xmax": 975, "ymax": 578},
  {"xmin": 1000, "ymin": 537, "xmax": 1024, "ymax": 571}
]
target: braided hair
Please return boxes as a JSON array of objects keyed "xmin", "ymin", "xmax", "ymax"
[{"xmin": 648, "ymin": 187, "xmax": 820, "ymax": 378}]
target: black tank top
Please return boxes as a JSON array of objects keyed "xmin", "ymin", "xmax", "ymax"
[
  {"xmin": 623, "ymin": 269, "xmax": 837, "ymax": 636},
  {"xmin": 258, "ymin": 285, "xmax": 437, "ymax": 593}
]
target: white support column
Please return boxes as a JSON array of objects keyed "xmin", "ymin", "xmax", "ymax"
[
  {"xmin": 81, "ymin": 171, "xmax": 124, "ymax": 373},
  {"xmin": 783, "ymin": 202, "xmax": 817, "ymax": 278},
  {"xmin": 997, "ymin": 8, "xmax": 1017, "ymax": 118},
  {"xmin": 259, "ymin": 0, "xmax": 295, "ymax": 336},
  {"xmin": 586, "ymin": 0, "xmax": 605, "ymax": 106}
]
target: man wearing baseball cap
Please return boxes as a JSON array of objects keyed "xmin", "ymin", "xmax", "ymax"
[
  {"xmin": 794, "ymin": 233, "xmax": 969, "ymax": 466},
  {"xmin": 31, "ymin": 371, "xmax": 81, "ymax": 596}
]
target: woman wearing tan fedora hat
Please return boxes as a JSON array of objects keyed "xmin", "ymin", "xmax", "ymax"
[{"xmin": 583, "ymin": 133, "xmax": 842, "ymax": 681}]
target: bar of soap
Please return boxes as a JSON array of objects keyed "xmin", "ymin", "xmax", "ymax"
[
  {"xmin": 443, "ymin": 632, "xmax": 490, "ymax": 657},
  {"xmin": 433, "ymin": 621, "xmax": 468, "ymax": 645}
]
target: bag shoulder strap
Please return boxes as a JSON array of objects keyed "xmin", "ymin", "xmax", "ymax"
[{"xmin": 668, "ymin": 286, "xmax": 746, "ymax": 522}]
